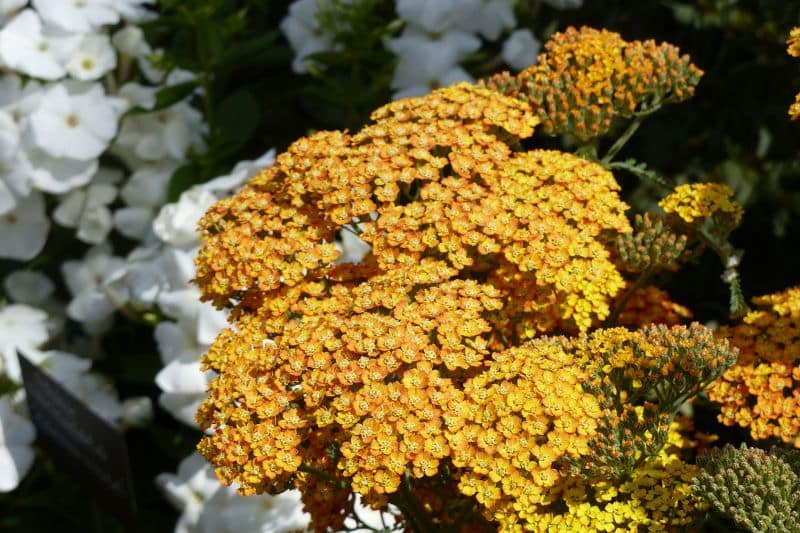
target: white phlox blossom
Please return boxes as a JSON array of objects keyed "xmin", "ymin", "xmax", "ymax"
[
  {"xmin": 66, "ymin": 33, "xmax": 117, "ymax": 81},
  {"xmin": 28, "ymin": 81, "xmax": 127, "ymax": 161},
  {"xmin": 0, "ymin": 0, "xmax": 25, "ymax": 25},
  {"xmin": 0, "ymin": 396, "xmax": 35, "ymax": 493},
  {"xmin": 157, "ymin": 453, "xmax": 311, "ymax": 533},
  {"xmin": 0, "ymin": 190, "xmax": 50, "ymax": 261},
  {"xmin": 0, "ymin": 9, "xmax": 82, "ymax": 80},
  {"xmin": 62, "ymin": 244, "xmax": 128, "ymax": 335},
  {"xmin": 502, "ymin": 28, "xmax": 541, "ymax": 71},
  {"xmin": 33, "ymin": 0, "xmax": 119, "ymax": 33},
  {"xmin": 114, "ymin": 162, "xmax": 178, "ymax": 241},
  {"xmin": 153, "ymin": 187, "xmax": 218, "ymax": 247},
  {"xmin": 280, "ymin": 0, "xmax": 339, "ymax": 74},
  {"xmin": 112, "ymin": 25, "xmax": 151, "ymax": 58},
  {"xmin": 53, "ymin": 168, "xmax": 121, "ymax": 244},
  {"xmin": 0, "ymin": 304, "xmax": 49, "ymax": 382},
  {"xmin": 3, "ymin": 270, "xmax": 65, "ymax": 338}
]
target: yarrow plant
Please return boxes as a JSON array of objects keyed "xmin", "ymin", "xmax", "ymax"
[{"xmin": 191, "ymin": 25, "xmax": 753, "ymax": 532}]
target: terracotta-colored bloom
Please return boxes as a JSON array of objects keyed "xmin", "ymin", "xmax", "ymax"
[{"xmin": 708, "ymin": 286, "xmax": 800, "ymax": 447}]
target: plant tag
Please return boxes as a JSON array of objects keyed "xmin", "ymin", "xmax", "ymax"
[{"xmin": 18, "ymin": 353, "xmax": 138, "ymax": 528}]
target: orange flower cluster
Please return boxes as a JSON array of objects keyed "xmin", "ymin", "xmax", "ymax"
[
  {"xmin": 194, "ymin": 80, "xmax": 635, "ymax": 510},
  {"xmin": 615, "ymin": 285, "xmax": 692, "ymax": 328},
  {"xmin": 707, "ymin": 286, "xmax": 800, "ymax": 447},
  {"xmin": 482, "ymin": 26, "xmax": 702, "ymax": 140},
  {"xmin": 788, "ymin": 27, "xmax": 800, "ymax": 119}
]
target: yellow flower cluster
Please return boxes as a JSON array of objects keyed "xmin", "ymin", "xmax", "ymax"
[
  {"xmin": 482, "ymin": 26, "xmax": 702, "ymax": 140},
  {"xmin": 194, "ymin": 81, "xmax": 636, "ymax": 505},
  {"xmin": 615, "ymin": 285, "xmax": 692, "ymax": 328},
  {"xmin": 707, "ymin": 286, "xmax": 800, "ymax": 447},
  {"xmin": 447, "ymin": 325, "xmax": 731, "ymax": 530},
  {"xmin": 788, "ymin": 27, "xmax": 800, "ymax": 119},
  {"xmin": 658, "ymin": 182, "xmax": 743, "ymax": 225},
  {"xmin": 534, "ymin": 422, "xmax": 706, "ymax": 533}
]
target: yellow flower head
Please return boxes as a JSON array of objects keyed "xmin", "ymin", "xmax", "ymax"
[
  {"xmin": 788, "ymin": 27, "xmax": 800, "ymax": 119},
  {"xmin": 658, "ymin": 182, "xmax": 743, "ymax": 225}
]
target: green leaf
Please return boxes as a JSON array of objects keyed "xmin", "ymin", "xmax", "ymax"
[
  {"xmin": 214, "ymin": 89, "xmax": 260, "ymax": 150},
  {"xmin": 166, "ymin": 163, "xmax": 201, "ymax": 202},
  {"xmin": 153, "ymin": 80, "xmax": 199, "ymax": 110}
]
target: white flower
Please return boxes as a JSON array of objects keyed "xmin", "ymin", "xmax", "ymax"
[
  {"xmin": 0, "ymin": 304, "xmax": 49, "ymax": 383},
  {"xmin": 502, "ymin": 29, "xmax": 541, "ymax": 71},
  {"xmin": 113, "ymin": 0, "xmax": 157, "ymax": 23},
  {"xmin": 280, "ymin": 0, "xmax": 337, "ymax": 74},
  {"xmin": 103, "ymin": 245, "xmax": 166, "ymax": 306},
  {"xmin": 395, "ymin": 0, "xmax": 478, "ymax": 33},
  {"xmin": 387, "ymin": 28, "xmax": 480, "ymax": 97},
  {"xmin": 0, "ymin": 0, "xmax": 26, "ymax": 24},
  {"xmin": 23, "ymin": 146, "xmax": 99, "ymax": 194},
  {"xmin": 457, "ymin": 0, "xmax": 515, "ymax": 41},
  {"xmin": 52, "ymin": 167, "xmax": 120, "ymax": 244},
  {"xmin": 0, "ymin": 191, "xmax": 50, "ymax": 261},
  {"xmin": 66, "ymin": 33, "xmax": 117, "ymax": 81},
  {"xmin": 0, "ymin": 397, "xmax": 35, "ymax": 492},
  {"xmin": 112, "ymin": 26, "xmax": 151, "ymax": 58},
  {"xmin": 32, "ymin": 0, "xmax": 118, "ymax": 32},
  {"xmin": 197, "ymin": 487, "xmax": 310, "ymax": 533},
  {"xmin": 541, "ymin": 0, "xmax": 583, "ymax": 8},
  {"xmin": 0, "ymin": 9, "xmax": 82, "ymax": 80},
  {"xmin": 154, "ymin": 320, "xmax": 211, "ymax": 427},
  {"xmin": 120, "ymin": 396, "xmax": 153, "ymax": 427},
  {"xmin": 200, "ymin": 148, "xmax": 276, "ymax": 193},
  {"xmin": 114, "ymin": 162, "xmax": 177, "ymax": 240},
  {"xmin": 28, "ymin": 82, "xmax": 126, "ymax": 161},
  {"xmin": 336, "ymin": 226, "xmax": 371, "ymax": 264},
  {"xmin": 3, "ymin": 270, "xmax": 55, "ymax": 306},
  {"xmin": 157, "ymin": 452, "xmax": 311, "ymax": 533},
  {"xmin": 156, "ymin": 453, "xmax": 223, "ymax": 533},
  {"xmin": 62, "ymin": 245, "xmax": 127, "ymax": 335},
  {"xmin": 153, "ymin": 187, "xmax": 218, "ymax": 247},
  {"xmin": 113, "ymin": 102, "xmax": 206, "ymax": 166}
]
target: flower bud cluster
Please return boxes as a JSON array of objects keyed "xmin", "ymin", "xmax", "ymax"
[
  {"xmin": 615, "ymin": 213, "xmax": 688, "ymax": 273},
  {"xmin": 693, "ymin": 444, "xmax": 800, "ymax": 532},
  {"xmin": 482, "ymin": 26, "xmax": 703, "ymax": 140}
]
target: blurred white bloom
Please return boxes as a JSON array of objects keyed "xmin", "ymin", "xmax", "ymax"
[
  {"xmin": 200, "ymin": 148, "xmax": 276, "ymax": 193},
  {"xmin": 115, "ymin": 162, "xmax": 177, "ymax": 240},
  {"xmin": 395, "ymin": 0, "xmax": 476, "ymax": 33},
  {"xmin": 343, "ymin": 495, "xmax": 399, "ymax": 532},
  {"xmin": 0, "ymin": 396, "xmax": 35, "ymax": 492},
  {"xmin": 336, "ymin": 226, "xmax": 371, "ymax": 264},
  {"xmin": 53, "ymin": 168, "xmax": 121, "ymax": 244},
  {"xmin": 502, "ymin": 28, "xmax": 541, "ymax": 71},
  {"xmin": 112, "ymin": 25, "xmax": 151, "ymax": 58},
  {"xmin": 158, "ymin": 453, "xmax": 310, "ymax": 533},
  {"xmin": 541, "ymin": 0, "xmax": 583, "ymax": 8},
  {"xmin": 113, "ymin": 0, "xmax": 157, "ymax": 23},
  {"xmin": 32, "ymin": 0, "xmax": 118, "ymax": 32},
  {"xmin": 0, "ymin": 304, "xmax": 49, "ymax": 383},
  {"xmin": 104, "ymin": 245, "xmax": 166, "ymax": 306},
  {"xmin": 23, "ymin": 146, "xmax": 99, "ymax": 194},
  {"xmin": 0, "ymin": 0, "xmax": 25, "ymax": 24},
  {"xmin": 388, "ymin": 28, "xmax": 480, "ymax": 98},
  {"xmin": 280, "ymin": 0, "xmax": 337, "ymax": 74},
  {"xmin": 153, "ymin": 187, "xmax": 217, "ymax": 247},
  {"xmin": 29, "ymin": 82, "xmax": 126, "ymax": 160},
  {"xmin": 120, "ymin": 396, "xmax": 153, "ymax": 427},
  {"xmin": 154, "ymin": 319, "xmax": 211, "ymax": 427},
  {"xmin": 137, "ymin": 51, "xmax": 197, "ymax": 87},
  {"xmin": 66, "ymin": 33, "xmax": 117, "ymax": 81},
  {"xmin": 3, "ymin": 270, "xmax": 55, "ymax": 306},
  {"xmin": 0, "ymin": 9, "xmax": 82, "ymax": 80},
  {"xmin": 157, "ymin": 453, "xmax": 225, "ymax": 533},
  {"xmin": 457, "ymin": 0, "xmax": 515, "ymax": 40},
  {"xmin": 113, "ymin": 102, "xmax": 206, "ymax": 165},
  {"xmin": 197, "ymin": 487, "xmax": 311, "ymax": 533},
  {"xmin": 62, "ymin": 245, "xmax": 127, "ymax": 335},
  {"xmin": 0, "ymin": 191, "xmax": 50, "ymax": 261}
]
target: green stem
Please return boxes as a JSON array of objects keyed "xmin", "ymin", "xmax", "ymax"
[
  {"xmin": 604, "ymin": 270, "xmax": 651, "ymax": 327},
  {"xmin": 601, "ymin": 116, "xmax": 644, "ymax": 164},
  {"xmin": 390, "ymin": 475, "xmax": 436, "ymax": 533},
  {"xmin": 298, "ymin": 464, "xmax": 349, "ymax": 489}
]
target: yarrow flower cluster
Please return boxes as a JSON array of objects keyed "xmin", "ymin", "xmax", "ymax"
[
  {"xmin": 707, "ymin": 286, "xmax": 800, "ymax": 447},
  {"xmin": 482, "ymin": 26, "xmax": 703, "ymax": 140},
  {"xmin": 659, "ymin": 182, "xmax": 743, "ymax": 226},
  {"xmin": 787, "ymin": 27, "xmax": 800, "ymax": 119}
]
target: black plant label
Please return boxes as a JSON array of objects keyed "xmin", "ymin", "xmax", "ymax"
[{"xmin": 19, "ymin": 353, "xmax": 138, "ymax": 529}]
